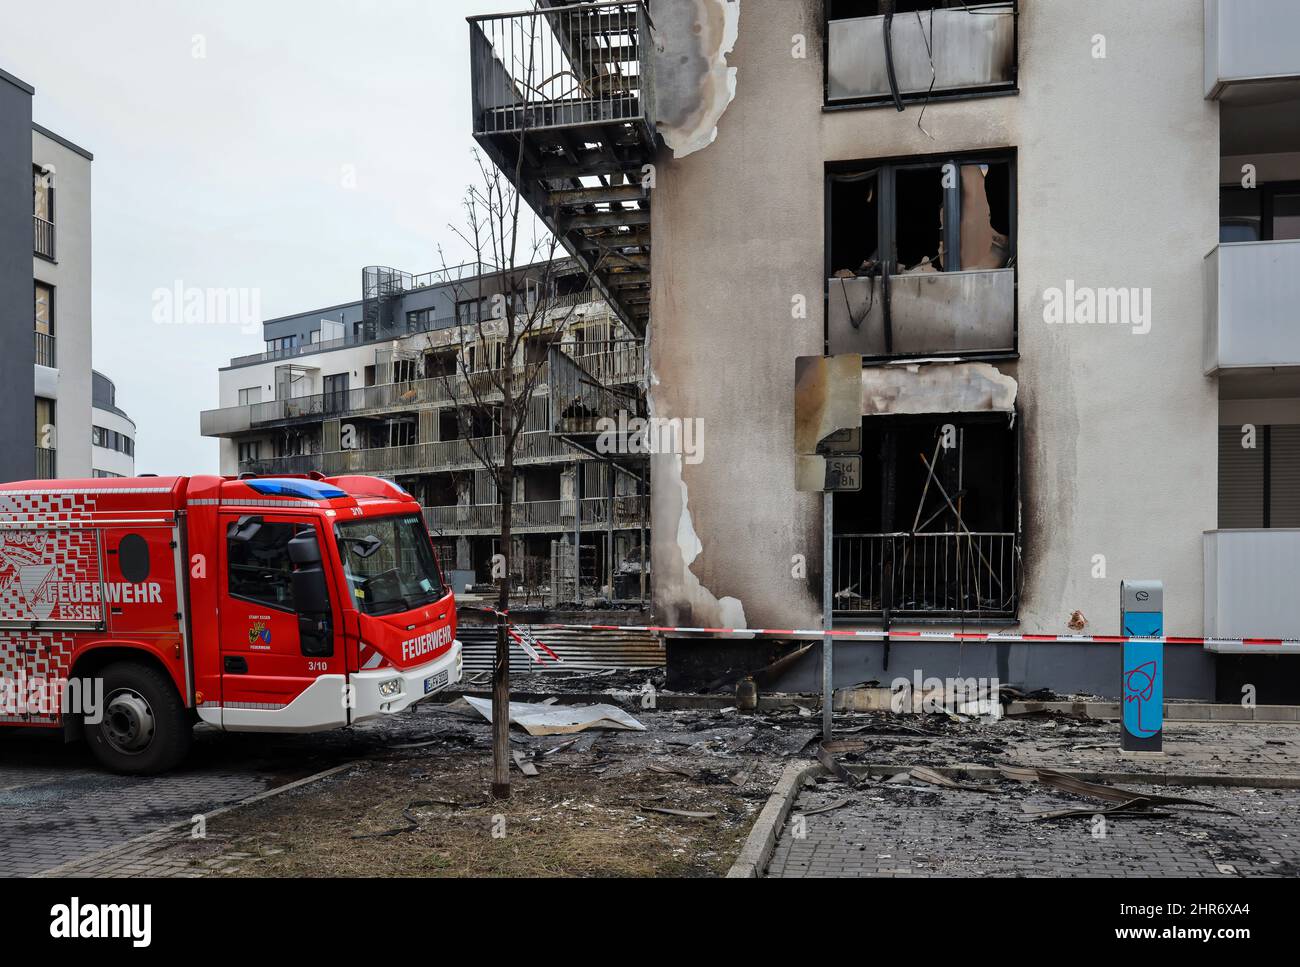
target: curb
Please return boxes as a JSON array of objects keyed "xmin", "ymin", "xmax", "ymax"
[
  {"xmin": 441, "ymin": 689, "xmax": 807, "ymax": 712},
  {"xmin": 726, "ymin": 760, "xmax": 822, "ymax": 878},
  {"xmin": 1005, "ymin": 700, "xmax": 1300, "ymax": 722},
  {"xmin": 35, "ymin": 762, "xmax": 357, "ymax": 878},
  {"xmin": 849, "ymin": 763, "xmax": 1300, "ymax": 790}
]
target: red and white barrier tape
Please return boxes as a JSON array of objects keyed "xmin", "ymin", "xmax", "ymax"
[
  {"xmin": 463, "ymin": 607, "xmax": 1298, "ymax": 650},
  {"xmin": 526, "ymin": 624, "xmax": 1300, "ymax": 649}
]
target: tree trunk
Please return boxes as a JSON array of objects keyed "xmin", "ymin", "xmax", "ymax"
[
  {"xmin": 491, "ymin": 491, "xmax": 512, "ymax": 799},
  {"xmin": 491, "ymin": 360, "xmax": 516, "ymax": 799}
]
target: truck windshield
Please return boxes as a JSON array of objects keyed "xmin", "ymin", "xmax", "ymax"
[{"xmin": 334, "ymin": 514, "xmax": 445, "ymax": 616}]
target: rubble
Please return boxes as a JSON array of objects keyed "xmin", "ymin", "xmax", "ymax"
[{"xmin": 455, "ymin": 696, "xmax": 647, "ymax": 735}]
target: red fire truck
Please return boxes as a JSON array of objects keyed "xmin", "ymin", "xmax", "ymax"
[{"xmin": 0, "ymin": 474, "xmax": 462, "ymax": 773}]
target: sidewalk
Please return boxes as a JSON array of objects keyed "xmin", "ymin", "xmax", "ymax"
[{"xmin": 765, "ymin": 716, "xmax": 1300, "ymax": 878}]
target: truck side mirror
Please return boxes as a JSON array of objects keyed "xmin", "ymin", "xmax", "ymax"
[{"xmin": 288, "ymin": 531, "xmax": 322, "ymax": 566}]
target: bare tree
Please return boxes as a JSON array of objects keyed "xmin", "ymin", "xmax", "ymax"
[{"xmin": 432, "ymin": 149, "xmax": 607, "ymax": 799}]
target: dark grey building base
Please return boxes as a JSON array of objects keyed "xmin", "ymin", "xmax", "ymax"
[{"xmin": 667, "ymin": 637, "xmax": 1219, "ymax": 702}]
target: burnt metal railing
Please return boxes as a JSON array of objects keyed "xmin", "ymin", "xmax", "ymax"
[
  {"xmin": 424, "ymin": 495, "xmax": 647, "ymax": 534},
  {"xmin": 548, "ymin": 342, "xmax": 645, "ymax": 439},
  {"xmin": 470, "ymin": 1, "xmax": 655, "ymax": 137},
  {"xmin": 239, "ymin": 431, "xmax": 573, "ymax": 479},
  {"xmin": 833, "ymin": 532, "xmax": 1019, "ymax": 619}
]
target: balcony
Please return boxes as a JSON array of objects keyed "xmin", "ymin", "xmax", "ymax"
[
  {"xmin": 833, "ymin": 532, "xmax": 1019, "ymax": 620},
  {"xmin": 1205, "ymin": 0, "xmax": 1300, "ymax": 101},
  {"xmin": 469, "ymin": 1, "xmax": 656, "ymax": 335},
  {"xmin": 202, "ymin": 341, "xmax": 647, "ymax": 440},
  {"xmin": 828, "ymin": 268, "xmax": 1015, "ymax": 358},
  {"xmin": 201, "ymin": 364, "xmax": 552, "ymax": 438},
  {"xmin": 548, "ymin": 341, "xmax": 648, "ymax": 465},
  {"xmin": 240, "ymin": 431, "xmax": 573, "ymax": 479},
  {"xmin": 826, "ymin": 2, "xmax": 1016, "ymax": 107},
  {"xmin": 33, "ymin": 215, "xmax": 54, "ymax": 260},
  {"xmin": 1204, "ymin": 240, "xmax": 1300, "ymax": 374},
  {"xmin": 1204, "ymin": 530, "xmax": 1300, "ymax": 650},
  {"xmin": 34, "ymin": 331, "xmax": 56, "ymax": 368},
  {"xmin": 424, "ymin": 495, "xmax": 647, "ymax": 536},
  {"xmin": 34, "ymin": 447, "xmax": 56, "ymax": 480}
]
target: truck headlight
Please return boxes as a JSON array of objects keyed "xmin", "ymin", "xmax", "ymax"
[{"xmin": 378, "ymin": 678, "xmax": 403, "ymax": 697}]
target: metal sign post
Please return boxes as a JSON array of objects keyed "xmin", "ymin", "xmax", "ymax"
[
  {"xmin": 1120, "ymin": 580, "xmax": 1164, "ymax": 756},
  {"xmin": 823, "ymin": 493, "xmax": 834, "ymax": 741},
  {"xmin": 795, "ymin": 354, "xmax": 862, "ymax": 742}
]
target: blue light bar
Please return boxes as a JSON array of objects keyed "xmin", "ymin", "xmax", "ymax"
[{"xmin": 246, "ymin": 479, "xmax": 347, "ymax": 500}]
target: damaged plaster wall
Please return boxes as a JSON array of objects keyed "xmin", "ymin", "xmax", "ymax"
[
  {"xmin": 649, "ymin": 0, "xmax": 823, "ymax": 631},
  {"xmin": 652, "ymin": 0, "xmax": 740, "ymax": 158},
  {"xmin": 861, "ymin": 362, "xmax": 1017, "ymax": 417}
]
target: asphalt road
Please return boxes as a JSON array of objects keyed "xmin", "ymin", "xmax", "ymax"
[{"xmin": 0, "ymin": 717, "xmax": 430, "ymax": 877}]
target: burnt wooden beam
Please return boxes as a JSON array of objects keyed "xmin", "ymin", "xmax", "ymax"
[{"xmin": 563, "ymin": 209, "xmax": 651, "ymax": 230}]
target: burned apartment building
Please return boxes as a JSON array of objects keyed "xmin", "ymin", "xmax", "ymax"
[
  {"xmin": 201, "ymin": 262, "xmax": 649, "ymax": 604},
  {"xmin": 465, "ymin": 0, "xmax": 1300, "ymax": 700}
]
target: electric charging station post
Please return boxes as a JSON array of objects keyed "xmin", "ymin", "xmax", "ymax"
[{"xmin": 1120, "ymin": 580, "xmax": 1164, "ymax": 755}]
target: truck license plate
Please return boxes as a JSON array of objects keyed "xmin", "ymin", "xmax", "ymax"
[{"xmin": 424, "ymin": 670, "xmax": 449, "ymax": 694}]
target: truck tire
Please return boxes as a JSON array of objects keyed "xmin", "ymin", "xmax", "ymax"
[{"xmin": 85, "ymin": 661, "xmax": 192, "ymax": 775}]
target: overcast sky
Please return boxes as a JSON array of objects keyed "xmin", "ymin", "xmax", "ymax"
[{"xmin": 1, "ymin": 0, "xmax": 509, "ymax": 474}]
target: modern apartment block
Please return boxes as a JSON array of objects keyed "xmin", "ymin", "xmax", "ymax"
[
  {"xmin": 0, "ymin": 65, "xmax": 95, "ymax": 482},
  {"xmin": 201, "ymin": 263, "xmax": 649, "ymax": 602},
  {"xmin": 466, "ymin": 0, "xmax": 1300, "ymax": 699},
  {"xmin": 91, "ymin": 370, "xmax": 136, "ymax": 478}
]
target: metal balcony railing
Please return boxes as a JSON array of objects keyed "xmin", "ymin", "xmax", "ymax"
[
  {"xmin": 1204, "ymin": 239, "xmax": 1300, "ymax": 374},
  {"xmin": 827, "ymin": 2, "xmax": 1017, "ymax": 105},
  {"xmin": 34, "ymin": 331, "xmax": 56, "ymax": 368},
  {"xmin": 239, "ymin": 431, "xmax": 573, "ymax": 479},
  {"xmin": 470, "ymin": 1, "xmax": 655, "ymax": 138},
  {"xmin": 34, "ymin": 447, "xmax": 56, "ymax": 480},
  {"xmin": 424, "ymin": 495, "xmax": 648, "ymax": 535},
  {"xmin": 33, "ymin": 215, "xmax": 55, "ymax": 259},
  {"xmin": 201, "ymin": 363, "xmax": 553, "ymax": 438},
  {"xmin": 548, "ymin": 343, "xmax": 645, "ymax": 439},
  {"xmin": 203, "ymin": 340, "xmax": 644, "ymax": 439},
  {"xmin": 833, "ymin": 532, "xmax": 1019, "ymax": 620},
  {"xmin": 570, "ymin": 340, "xmax": 644, "ymax": 385},
  {"xmin": 828, "ymin": 269, "xmax": 1016, "ymax": 358}
]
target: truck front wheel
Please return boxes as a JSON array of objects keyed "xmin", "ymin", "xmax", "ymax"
[{"xmin": 85, "ymin": 662, "xmax": 193, "ymax": 774}]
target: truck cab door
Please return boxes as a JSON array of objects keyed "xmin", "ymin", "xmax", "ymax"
[{"xmin": 216, "ymin": 514, "xmax": 347, "ymax": 732}]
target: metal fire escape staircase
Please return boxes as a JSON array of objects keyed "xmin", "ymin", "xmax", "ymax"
[{"xmin": 468, "ymin": 0, "xmax": 656, "ymax": 338}]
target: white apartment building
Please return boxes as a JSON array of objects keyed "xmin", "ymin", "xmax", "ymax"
[
  {"xmin": 32, "ymin": 122, "xmax": 94, "ymax": 480},
  {"xmin": 466, "ymin": 0, "xmax": 1300, "ymax": 700},
  {"xmin": 202, "ymin": 263, "xmax": 649, "ymax": 602},
  {"xmin": 91, "ymin": 370, "xmax": 136, "ymax": 478}
]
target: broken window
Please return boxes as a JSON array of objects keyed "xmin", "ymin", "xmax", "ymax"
[
  {"xmin": 392, "ymin": 358, "xmax": 418, "ymax": 384},
  {"xmin": 826, "ymin": 1, "xmax": 1017, "ymax": 107},
  {"xmin": 828, "ymin": 153, "xmax": 1015, "ymax": 358},
  {"xmin": 832, "ymin": 414, "xmax": 1020, "ymax": 620},
  {"xmin": 424, "ymin": 350, "xmax": 457, "ymax": 379}
]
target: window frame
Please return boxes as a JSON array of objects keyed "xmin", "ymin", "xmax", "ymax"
[
  {"xmin": 1220, "ymin": 179, "xmax": 1300, "ymax": 243},
  {"xmin": 825, "ymin": 148, "xmax": 1018, "ymax": 362},
  {"xmin": 226, "ymin": 518, "xmax": 319, "ymax": 614}
]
